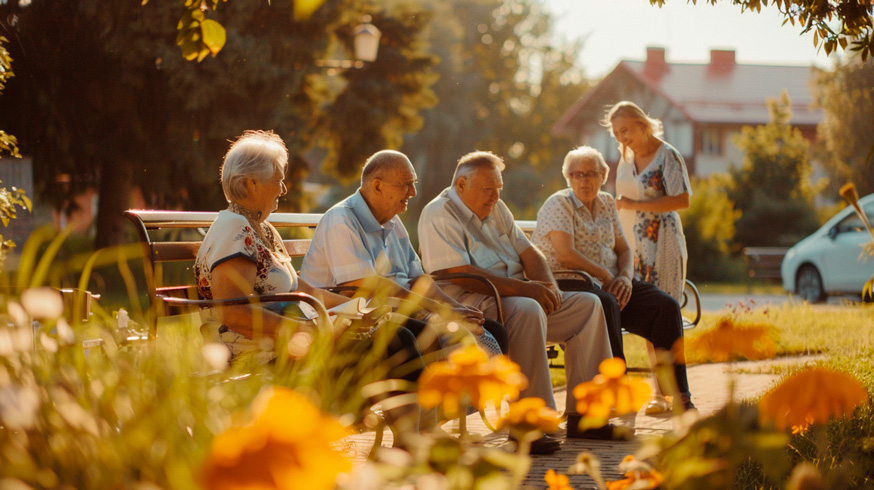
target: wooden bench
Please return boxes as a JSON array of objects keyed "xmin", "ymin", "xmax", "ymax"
[
  {"xmin": 743, "ymin": 247, "xmax": 788, "ymax": 285},
  {"xmin": 123, "ymin": 209, "xmax": 330, "ymax": 339},
  {"xmin": 123, "ymin": 209, "xmax": 505, "ymax": 339}
]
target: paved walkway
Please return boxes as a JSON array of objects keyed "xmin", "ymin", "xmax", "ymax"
[{"xmin": 342, "ymin": 357, "xmax": 817, "ymax": 489}]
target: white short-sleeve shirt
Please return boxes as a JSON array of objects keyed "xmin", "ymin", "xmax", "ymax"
[{"xmin": 419, "ymin": 187, "xmax": 532, "ymax": 280}]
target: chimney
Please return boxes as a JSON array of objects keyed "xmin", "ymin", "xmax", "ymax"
[
  {"xmin": 643, "ymin": 46, "xmax": 667, "ymax": 80},
  {"xmin": 710, "ymin": 49, "xmax": 736, "ymax": 66}
]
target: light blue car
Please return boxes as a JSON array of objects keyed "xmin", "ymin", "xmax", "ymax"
[{"xmin": 781, "ymin": 193, "xmax": 874, "ymax": 303}]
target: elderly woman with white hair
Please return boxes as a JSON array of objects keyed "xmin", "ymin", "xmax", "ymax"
[
  {"xmin": 194, "ymin": 130, "xmax": 425, "ymax": 382},
  {"xmin": 531, "ymin": 146, "xmax": 694, "ymax": 412}
]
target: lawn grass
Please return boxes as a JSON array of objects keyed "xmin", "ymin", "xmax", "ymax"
[
  {"xmin": 692, "ymin": 281, "xmax": 786, "ymax": 295},
  {"xmin": 547, "ymin": 301, "xmax": 874, "ymax": 489},
  {"xmin": 550, "ymin": 302, "xmax": 874, "ymax": 385}
]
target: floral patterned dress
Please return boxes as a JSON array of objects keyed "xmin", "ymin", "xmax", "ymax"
[
  {"xmin": 194, "ymin": 210, "xmax": 298, "ymax": 359},
  {"xmin": 614, "ymin": 142, "xmax": 691, "ymax": 302}
]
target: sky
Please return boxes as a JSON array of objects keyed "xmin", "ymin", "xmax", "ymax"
[{"xmin": 543, "ymin": 0, "xmax": 838, "ymax": 78}]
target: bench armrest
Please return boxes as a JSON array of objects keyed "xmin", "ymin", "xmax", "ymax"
[
  {"xmin": 157, "ymin": 291, "xmax": 331, "ymax": 336},
  {"xmin": 553, "ymin": 269, "xmax": 595, "ymax": 289}
]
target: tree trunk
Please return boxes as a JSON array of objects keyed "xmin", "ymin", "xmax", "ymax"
[{"xmin": 94, "ymin": 161, "xmax": 133, "ymax": 249}]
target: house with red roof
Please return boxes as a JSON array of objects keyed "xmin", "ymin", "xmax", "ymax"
[{"xmin": 552, "ymin": 47, "xmax": 822, "ymax": 186}]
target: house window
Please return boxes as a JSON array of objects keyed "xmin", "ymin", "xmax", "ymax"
[{"xmin": 700, "ymin": 128, "xmax": 723, "ymax": 156}]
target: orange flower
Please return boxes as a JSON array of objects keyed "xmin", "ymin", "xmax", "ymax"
[
  {"xmin": 759, "ymin": 367, "xmax": 869, "ymax": 431},
  {"xmin": 606, "ymin": 468, "xmax": 663, "ymax": 490},
  {"xmin": 686, "ymin": 318, "xmax": 776, "ymax": 362},
  {"xmin": 201, "ymin": 387, "xmax": 351, "ymax": 490},
  {"xmin": 572, "ymin": 358, "xmax": 651, "ymax": 430},
  {"xmin": 497, "ymin": 397, "xmax": 562, "ymax": 434},
  {"xmin": 791, "ymin": 415, "xmax": 814, "ymax": 435},
  {"xmin": 418, "ymin": 344, "xmax": 528, "ymax": 418},
  {"xmin": 545, "ymin": 469, "xmax": 574, "ymax": 490}
]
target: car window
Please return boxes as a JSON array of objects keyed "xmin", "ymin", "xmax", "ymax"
[{"xmin": 836, "ymin": 201, "xmax": 874, "ymax": 233}]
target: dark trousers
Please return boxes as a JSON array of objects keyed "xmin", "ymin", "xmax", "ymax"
[
  {"xmin": 558, "ymin": 278, "xmax": 690, "ymax": 396},
  {"xmin": 384, "ymin": 320, "xmax": 427, "ymax": 382},
  {"xmin": 482, "ymin": 319, "xmax": 509, "ymax": 354},
  {"xmin": 394, "ymin": 318, "xmax": 508, "ymax": 378}
]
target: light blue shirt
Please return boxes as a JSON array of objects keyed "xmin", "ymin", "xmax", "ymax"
[
  {"xmin": 301, "ymin": 190, "xmax": 425, "ymax": 289},
  {"xmin": 418, "ymin": 187, "xmax": 532, "ymax": 280}
]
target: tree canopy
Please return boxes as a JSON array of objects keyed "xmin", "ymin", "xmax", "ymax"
[
  {"xmin": 0, "ymin": 0, "xmax": 437, "ymax": 247},
  {"xmin": 402, "ymin": 0, "xmax": 587, "ymax": 220},
  {"xmin": 813, "ymin": 59, "xmax": 874, "ymax": 196},
  {"xmin": 729, "ymin": 92, "xmax": 820, "ymax": 248},
  {"xmin": 650, "ymin": 0, "xmax": 874, "ymax": 60}
]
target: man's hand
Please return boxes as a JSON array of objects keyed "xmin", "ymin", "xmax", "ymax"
[
  {"xmin": 453, "ymin": 305, "xmax": 485, "ymax": 324},
  {"xmin": 605, "ymin": 275, "xmax": 633, "ymax": 310},
  {"xmin": 526, "ymin": 281, "xmax": 562, "ymax": 315}
]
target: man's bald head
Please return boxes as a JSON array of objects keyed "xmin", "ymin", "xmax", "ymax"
[{"xmin": 361, "ymin": 150, "xmax": 413, "ymax": 185}]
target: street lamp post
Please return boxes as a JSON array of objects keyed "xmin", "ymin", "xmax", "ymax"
[{"xmin": 315, "ymin": 17, "xmax": 382, "ymax": 69}]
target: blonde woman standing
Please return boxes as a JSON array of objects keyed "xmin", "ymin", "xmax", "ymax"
[
  {"xmin": 604, "ymin": 101, "xmax": 693, "ymax": 414},
  {"xmin": 605, "ymin": 101, "xmax": 691, "ymax": 304}
]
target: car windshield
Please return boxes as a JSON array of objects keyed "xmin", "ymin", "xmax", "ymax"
[{"xmin": 836, "ymin": 201, "xmax": 874, "ymax": 234}]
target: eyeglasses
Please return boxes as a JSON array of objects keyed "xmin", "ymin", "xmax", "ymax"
[{"xmin": 568, "ymin": 171, "xmax": 604, "ymax": 181}]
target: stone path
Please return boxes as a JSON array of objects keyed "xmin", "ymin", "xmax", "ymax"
[{"xmin": 342, "ymin": 357, "xmax": 817, "ymax": 489}]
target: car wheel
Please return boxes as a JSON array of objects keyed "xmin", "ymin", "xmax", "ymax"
[{"xmin": 796, "ymin": 265, "xmax": 826, "ymax": 303}]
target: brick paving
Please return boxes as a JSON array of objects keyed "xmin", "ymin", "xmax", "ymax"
[{"xmin": 342, "ymin": 357, "xmax": 815, "ymax": 489}]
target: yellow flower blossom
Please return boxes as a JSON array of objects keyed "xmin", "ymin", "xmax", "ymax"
[
  {"xmin": 496, "ymin": 397, "xmax": 562, "ymax": 434},
  {"xmin": 201, "ymin": 387, "xmax": 351, "ymax": 490},
  {"xmin": 545, "ymin": 469, "xmax": 574, "ymax": 490},
  {"xmin": 686, "ymin": 318, "xmax": 776, "ymax": 362},
  {"xmin": 759, "ymin": 367, "xmax": 869, "ymax": 431},
  {"xmin": 572, "ymin": 358, "xmax": 650, "ymax": 430},
  {"xmin": 606, "ymin": 458, "xmax": 663, "ymax": 490},
  {"xmin": 418, "ymin": 344, "xmax": 528, "ymax": 418},
  {"xmin": 840, "ymin": 182, "xmax": 874, "ymax": 239}
]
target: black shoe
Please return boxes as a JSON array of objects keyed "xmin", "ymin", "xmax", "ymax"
[
  {"xmin": 566, "ymin": 415, "xmax": 626, "ymax": 440},
  {"xmin": 508, "ymin": 434, "xmax": 562, "ymax": 454},
  {"xmin": 677, "ymin": 395, "xmax": 697, "ymax": 413}
]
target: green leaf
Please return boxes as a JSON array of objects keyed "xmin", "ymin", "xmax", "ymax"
[
  {"xmin": 293, "ymin": 0, "xmax": 326, "ymax": 21},
  {"xmin": 200, "ymin": 19, "xmax": 226, "ymax": 56}
]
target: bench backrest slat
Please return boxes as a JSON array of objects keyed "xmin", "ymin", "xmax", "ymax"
[{"xmin": 124, "ymin": 209, "xmax": 324, "ymax": 339}]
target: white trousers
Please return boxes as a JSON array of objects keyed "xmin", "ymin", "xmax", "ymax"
[{"xmin": 445, "ymin": 287, "xmax": 611, "ymax": 414}]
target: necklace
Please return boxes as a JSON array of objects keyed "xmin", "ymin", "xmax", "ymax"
[{"xmin": 227, "ymin": 202, "xmax": 278, "ymax": 252}]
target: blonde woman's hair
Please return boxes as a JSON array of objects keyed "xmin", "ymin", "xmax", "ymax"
[
  {"xmin": 600, "ymin": 101, "xmax": 664, "ymax": 161},
  {"xmin": 221, "ymin": 130, "xmax": 288, "ymax": 203}
]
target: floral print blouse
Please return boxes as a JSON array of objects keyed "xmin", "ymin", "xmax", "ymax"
[
  {"xmin": 531, "ymin": 189, "xmax": 624, "ymax": 285},
  {"xmin": 194, "ymin": 210, "xmax": 298, "ymax": 301}
]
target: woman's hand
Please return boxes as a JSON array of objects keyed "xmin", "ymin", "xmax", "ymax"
[
  {"xmin": 605, "ymin": 275, "xmax": 633, "ymax": 310},
  {"xmin": 595, "ymin": 266, "xmax": 614, "ymax": 286},
  {"xmin": 615, "ymin": 195, "xmax": 636, "ymax": 211}
]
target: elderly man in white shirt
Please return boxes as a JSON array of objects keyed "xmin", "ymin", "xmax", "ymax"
[{"xmin": 418, "ymin": 150, "xmax": 616, "ymax": 444}]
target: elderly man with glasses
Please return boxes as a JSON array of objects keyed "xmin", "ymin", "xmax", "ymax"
[{"xmin": 301, "ymin": 150, "xmax": 508, "ymax": 358}]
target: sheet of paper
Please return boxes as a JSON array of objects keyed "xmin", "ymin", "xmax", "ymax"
[{"xmin": 327, "ymin": 297, "xmax": 377, "ymax": 318}]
